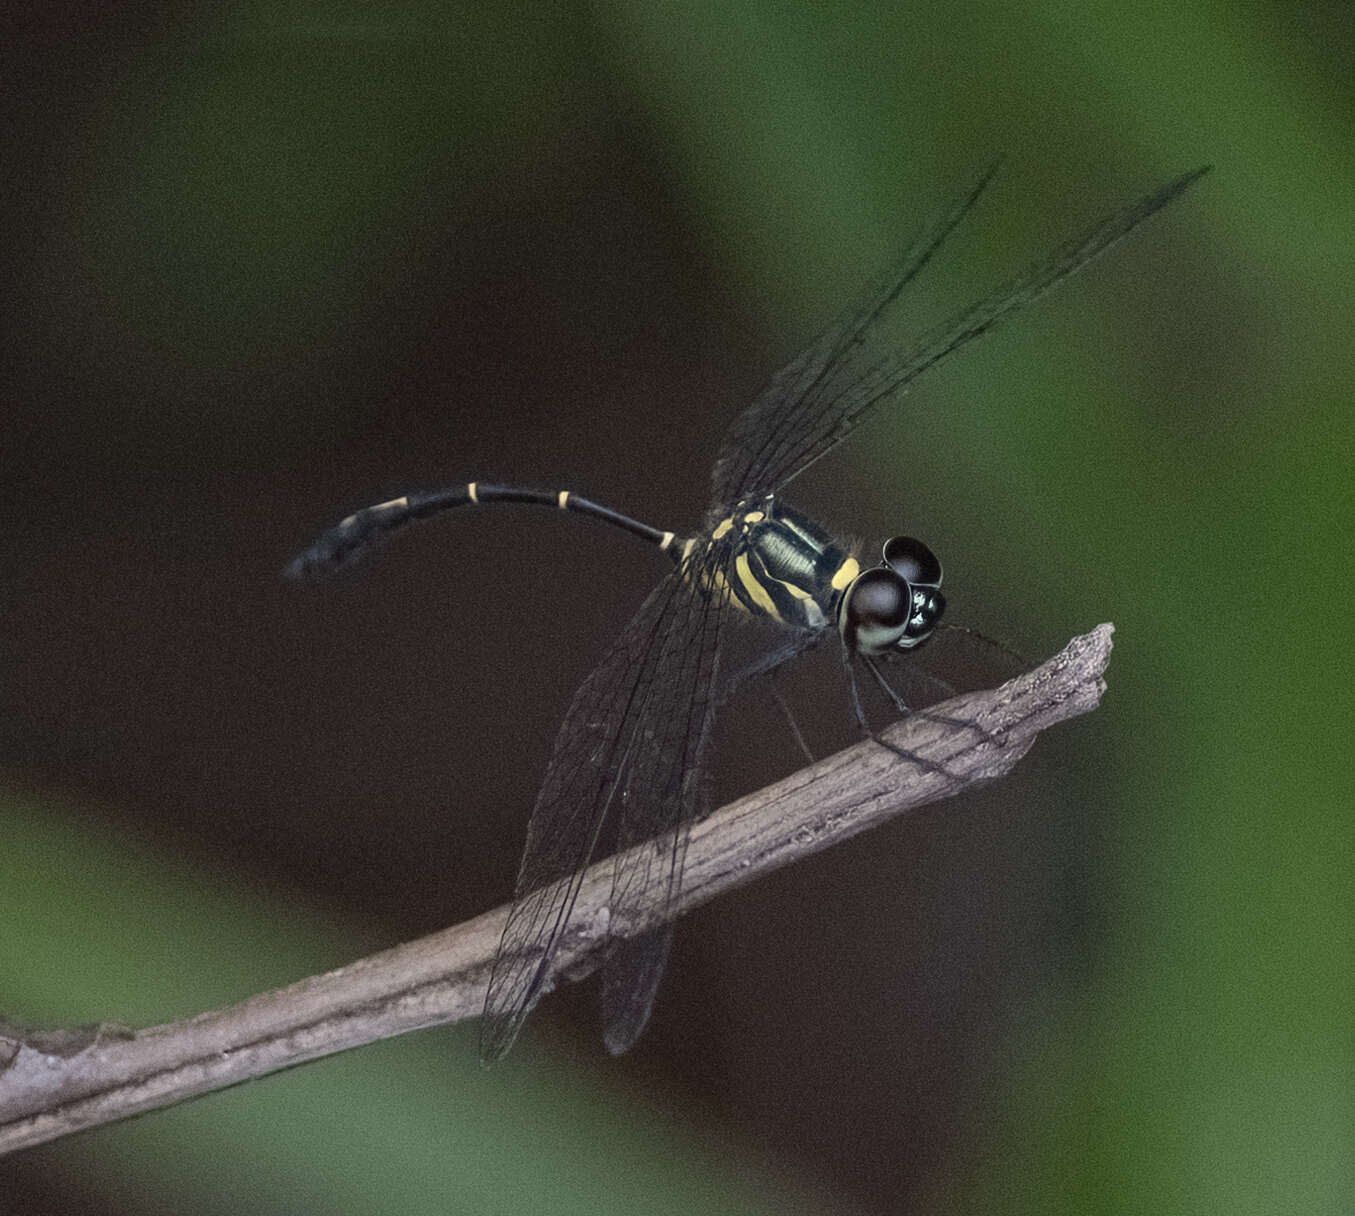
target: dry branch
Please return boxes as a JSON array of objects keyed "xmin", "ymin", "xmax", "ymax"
[{"xmin": 0, "ymin": 624, "xmax": 1113, "ymax": 1154}]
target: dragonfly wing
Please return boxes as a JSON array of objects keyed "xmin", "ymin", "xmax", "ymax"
[
  {"xmin": 709, "ymin": 166, "xmax": 998, "ymax": 508},
  {"xmin": 480, "ymin": 541, "xmax": 733, "ymax": 1060},
  {"xmin": 712, "ymin": 166, "xmax": 1209, "ymax": 505},
  {"xmin": 599, "ymin": 542, "xmax": 732, "ymax": 1053},
  {"xmin": 480, "ymin": 564, "xmax": 688, "ymax": 1061}
]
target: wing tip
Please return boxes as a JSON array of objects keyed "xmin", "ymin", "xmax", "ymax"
[
  {"xmin": 1157, "ymin": 163, "xmax": 1213, "ymax": 206},
  {"xmin": 478, "ymin": 1013, "xmax": 524, "ymax": 1064}
]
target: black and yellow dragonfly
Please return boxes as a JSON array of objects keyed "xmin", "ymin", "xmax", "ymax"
[{"xmin": 288, "ymin": 165, "xmax": 1208, "ymax": 1060}]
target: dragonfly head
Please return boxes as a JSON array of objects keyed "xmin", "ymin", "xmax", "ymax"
[{"xmin": 839, "ymin": 536, "xmax": 945, "ymax": 654}]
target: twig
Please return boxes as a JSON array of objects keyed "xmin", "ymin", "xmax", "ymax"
[{"xmin": 0, "ymin": 624, "xmax": 1113, "ymax": 1154}]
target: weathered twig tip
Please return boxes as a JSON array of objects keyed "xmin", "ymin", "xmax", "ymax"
[{"xmin": 0, "ymin": 626, "xmax": 1112, "ymax": 1154}]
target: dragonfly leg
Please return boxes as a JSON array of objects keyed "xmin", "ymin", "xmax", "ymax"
[
  {"xmin": 865, "ymin": 653, "xmax": 1002, "ymax": 747},
  {"xmin": 898, "ymin": 664, "xmax": 958, "ymax": 702},
  {"xmin": 718, "ymin": 629, "xmax": 827, "ymax": 702},
  {"xmin": 719, "ymin": 629, "xmax": 825, "ymax": 763},
  {"xmin": 768, "ymin": 677, "xmax": 815, "ymax": 765},
  {"xmin": 934, "ymin": 622, "xmax": 1031, "ymax": 669},
  {"xmin": 842, "ymin": 649, "xmax": 958, "ymax": 780},
  {"xmin": 863, "ymin": 652, "xmax": 916, "ymax": 714}
]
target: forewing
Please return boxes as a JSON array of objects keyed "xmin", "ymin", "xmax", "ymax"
[
  {"xmin": 709, "ymin": 166, "xmax": 998, "ymax": 507},
  {"xmin": 713, "ymin": 166, "xmax": 1209, "ymax": 504},
  {"xmin": 479, "ymin": 562, "xmax": 696, "ymax": 1061},
  {"xmin": 599, "ymin": 541, "xmax": 732, "ymax": 1053}
]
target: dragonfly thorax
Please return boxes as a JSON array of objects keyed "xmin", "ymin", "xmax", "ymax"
[
  {"xmin": 696, "ymin": 497, "xmax": 943, "ymax": 652},
  {"xmin": 693, "ymin": 497, "xmax": 854, "ymax": 631}
]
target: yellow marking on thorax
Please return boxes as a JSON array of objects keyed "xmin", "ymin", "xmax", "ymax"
[
  {"xmin": 681, "ymin": 543, "xmax": 733, "ymax": 605},
  {"xmin": 711, "ymin": 517, "xmax": 735, "ymax": 540},
  {"xmin": 659, "ymin": 531, "xmax": 676, "ymax": 551},
  {"xmin": 696, "ymin": 561, "xmax": 733, "ymax": 604},
  {"xmin": 735, "ymin": 553, "xmax": 781, "ymax": 618},
  {"xmin": 830, "ymin": 557, "xmax": 861, "ymax": 592}
]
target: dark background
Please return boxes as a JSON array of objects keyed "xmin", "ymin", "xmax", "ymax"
[{"xmin": 2, "ymin": 4, "xmax": 1350, "ymax": 1213}]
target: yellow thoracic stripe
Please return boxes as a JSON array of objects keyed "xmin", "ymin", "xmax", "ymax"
[
  {"xmin": 683, "ymin": 546, "xmax": 730, "ymax": 603},
  {"xmin": 735, "ymin": 552, "xmax": 780, "ymax": 618},
  {"xmin": 830, "ymin": 557, "xmax": 861, "ymax": 591},
  {"xmin": 711, "ymin": 517, "xmax": 735, "ymax": 540}
]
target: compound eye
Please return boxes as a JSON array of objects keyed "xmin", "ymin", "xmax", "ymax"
[
  {"xmin": 882, "ymin": 536, "xmax": 942, "ymax": 587},
  {"xmin": 841, "ymin": 568, "xmax": 911, "ymax": 653}
]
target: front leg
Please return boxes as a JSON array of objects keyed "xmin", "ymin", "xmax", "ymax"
[
  {"xmin": 718, "ymin": 627, "xmax": 828, "ymax": 764},
  {"xmin": 717, "ymin": 627, "xmax": 829, "ymax": 704},
  {"xmin": 840, "ymin": 647, "xmax": 958, "ymax": 781},
  {"xmin": 867, "ymin": 651, "xmax": 1004, "ymax": 749}
]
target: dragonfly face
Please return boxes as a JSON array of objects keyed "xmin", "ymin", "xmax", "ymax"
[{"xmin": 838, "ymin": 537, "xmax": 945, "ymax": 655}]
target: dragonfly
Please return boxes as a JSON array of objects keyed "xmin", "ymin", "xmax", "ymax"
[{"xmin": 288, "ymin": 165, "xmax": 1208, "ymax": 1060}]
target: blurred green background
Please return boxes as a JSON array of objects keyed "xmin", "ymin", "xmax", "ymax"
[{"xmin": 1, "ymin": 2, "xmax": 1349, "ymax": 1213}]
